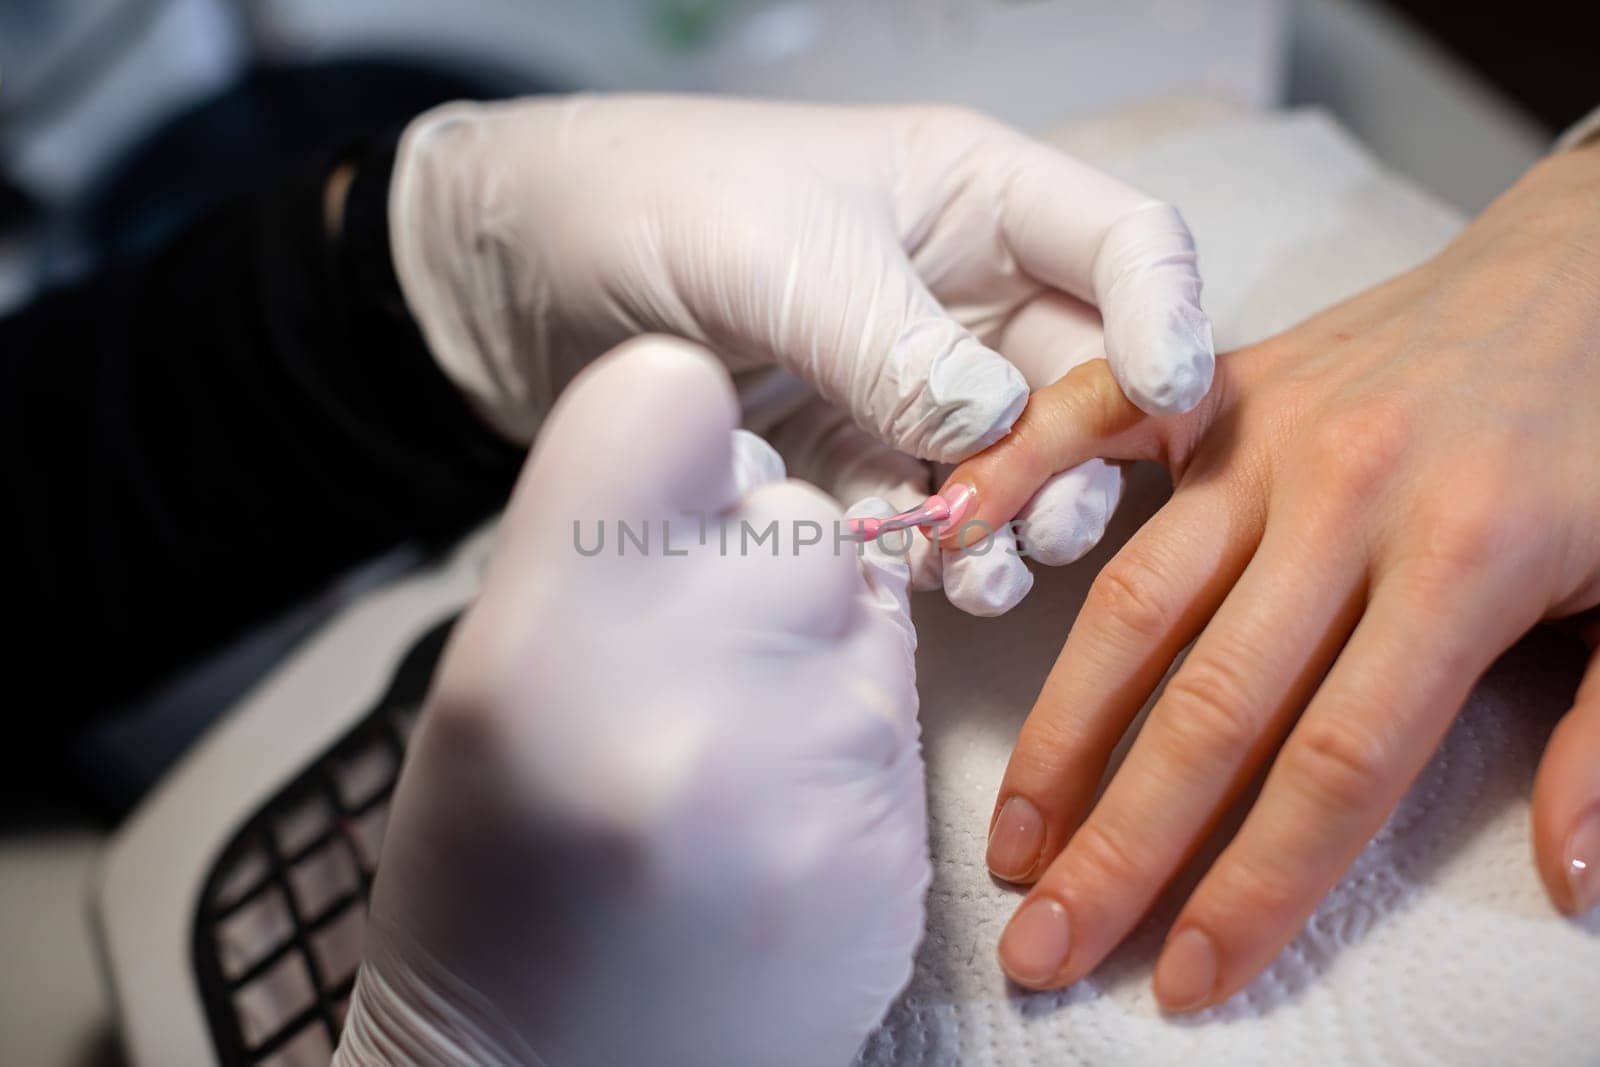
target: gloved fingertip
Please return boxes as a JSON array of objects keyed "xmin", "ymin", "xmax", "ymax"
[
  {"xmin": 523, "ymin": 335, "xmax": 747, "ymax": 520},
  {"xmin": 1109, "ymin": 299, "xmax": 1216, "ymax": 417},
  {"xmin": 891, "ymin": 335, "xmax": 1030, "ymax": 464},
  {"xmin": 1016, "ymin": 460, "xmax": 1124, "ymax": 567},
  {"xmin": 730, "ymin": 429, "xmax": 787, "ymax": 496},
  {"xmin": 1095, "ymin": 201, "xmax": 1217, "ymax": 416},
  {"xmin": 942, "ymin": 547, "xmax": 1033, "ymax": 617},
  {"xmin": 946, "ymin": 355, "xmax": 1031, "ymax": 459}
]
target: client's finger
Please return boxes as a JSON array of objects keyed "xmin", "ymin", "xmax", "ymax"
[
  {"xmin": 931, "ymin": 359, "xmax": 1159, "ymax": 549},
  {"xmin": 1532, "ymin": 639, "xmax": 1600, "ymax": 916},
  {"xmin": 1152, "ymin": 569, "xmax": 1537, "ymax": 1012},
  {"xmin": 999, "ymin": 505, "xmax": 1364, "ymax": 990},
  {"xmin": 986, "ymin": 484, "xmax": 1258, "ymax": 887},
  {"xmin": 519, "ymin": 335, "xmax": 745, "ymax": 522},
  {"xmin": 981, "ymin": 292, "xmax": 1127, "ymax": 576},
  {"xmin": 935, "ymin": 460, "xmax": 1124, "ymax": 617}
]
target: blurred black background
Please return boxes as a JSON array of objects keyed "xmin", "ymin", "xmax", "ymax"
[{"xmin": 1387, "ymin": 0, "xmax": 1597, "ymax": 132}]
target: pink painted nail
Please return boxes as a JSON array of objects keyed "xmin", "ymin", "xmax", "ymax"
[
  {"xmin": 942, "ymin": 482, "xmax": 977, "ymax": 527},
  {"xmin": 987, "ymin": 795, "xmax": 1044, "ymax": 882},
  {"xmin": 923, "ymin": 482, "xmax": 979, "ymax": 542}
]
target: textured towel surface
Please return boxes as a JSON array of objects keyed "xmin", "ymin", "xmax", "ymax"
[{"xmin": 859, "ymin": 108, "xmax": 1600, "ymax": 1066}]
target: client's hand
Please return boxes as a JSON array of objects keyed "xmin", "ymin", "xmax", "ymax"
[
  {"xmin": 933, "ymin": 142, "xmax": 1600, "ymax": 1007},
  {"xmin": 335, "ymin": 337, "xmax": 928, "ymax": 1065}
]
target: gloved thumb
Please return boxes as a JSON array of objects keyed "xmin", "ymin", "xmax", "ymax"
[
  {"xmin": 481, "ymin": 335, "xmax": 752, "ymax": 626},
  {"xmin": 509, "ymin": 335, "xmax": 747, "ymax": 539},
  {"xmin": 1532, "ymin": 628, "xmax": 1600, "ymax": 916}
]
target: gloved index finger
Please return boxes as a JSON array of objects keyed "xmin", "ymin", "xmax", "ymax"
[
  {"xmin": 995, "ymin": 139, "xmax": 1215, "ymax": 416},
  {"xmin": 518, "ymin": 336, "xmax": 748, "ymax": 527}
]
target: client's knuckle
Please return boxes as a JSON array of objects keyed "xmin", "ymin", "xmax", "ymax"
[
  {"xmin": 1299, "ymin": 403, "xmax": 1413, "ymax": 499},
  {"xmin": 1161, "ymin": 661, "xmax": 1260, "ymax": 757},
  {"xmin": 1210, "ymin": 852, "xmax": 1299, "ymax": 919},
  {"xmin": 1068, "ymin": 820, "xmax": 1152, "ymax": 887},
  {"xmin": 1088, "ymin": 555, "xmax": 1173, "ymax": 640},
  {"xmin": 1017, "ymin": 706, "xmax": 1098, "ymax": 771},
  {"xmin": 1288, "ymin": 716, "xmax": 1392, "ymax": 811},
  {"xmin": 1412, "ymin": 496, "xmax": 1519, "ymax": 577}
]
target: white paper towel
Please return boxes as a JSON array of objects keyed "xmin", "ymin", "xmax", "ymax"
[{"xmin": 858, "ymin": 108, "xmax": 1600, "ymax": 1067}]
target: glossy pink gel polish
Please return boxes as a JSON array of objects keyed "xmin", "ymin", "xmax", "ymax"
[
  {"xmin": 919, "ymin": 482, "xmax": 978, "ymax": 543},
  {"xmin": 938, "ymin": 482, "xmax": 978, "ymax": 529}
]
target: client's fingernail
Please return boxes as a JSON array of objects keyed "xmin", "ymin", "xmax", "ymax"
[
  {"xmin": 943, "ymin": 482, "xmax": 977, "ymax": 526},
  {"xmin": 930, "ymin": 482, "xmax": 979, "ymax": 543},
  {"xmin": 987, "ymin": 795, "xmax": 1044, "ymax": 882},
  {"xmin": 998, "ymin": 896, "xmax": 1072, "ymax": 987},
  {"xmin": 1565, "ymin": 806, "xmax": 1600, "ymax": 914},
  {"xmin": 1154, "ymin": 927, "xmax": 1218, "ymax": 1012}
]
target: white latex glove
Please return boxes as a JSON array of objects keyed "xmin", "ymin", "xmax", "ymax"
[
  {"xmin": 334, "ymin": 336, "xmax": 929, "ymax": 1067},
  {"xmin": 770, "ymin": 294, "xmax": 1124, "ymax": 616},
  {"xmin": 389, "ymin": 94, "xmax": 1213, "ymax": 615}
]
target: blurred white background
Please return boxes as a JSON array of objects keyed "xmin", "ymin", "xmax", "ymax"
[{"xmin": 0, "ymin": 0, "xmax": 1551, "ymax": 217}]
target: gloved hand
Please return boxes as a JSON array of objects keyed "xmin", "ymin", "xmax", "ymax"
[
  {"xmin": 334, "ymin": 336, "xmax": 929, "ymax": 1066},
  {"xmin": 767, "ymin": 297, "xmax": 1123, "ymax": 614},
  {"xmin": 390, "ymin": 94, "xmax": 1213, "ymax": 615}
]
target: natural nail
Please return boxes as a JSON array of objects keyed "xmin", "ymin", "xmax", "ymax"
[
  {"xmin": 987, "ymin": 795, "xmax": 1045, "ymax": 882},
  {"xmin": 998, "ymin": 896, "xmax": 1072, "ymax": 987},
  {"xmin": 1565, "ymin": 806, "xmax": 1600, "ymax": 914},
  {"xmin": 1154, "ymin": 926, "xmax": 1219, "ymax": 1011}
]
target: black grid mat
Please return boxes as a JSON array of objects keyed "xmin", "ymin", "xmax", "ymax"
[{"xmin": 192, "ymin": 616, "xmax": 455, "ymax": 1066}]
